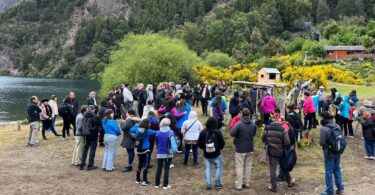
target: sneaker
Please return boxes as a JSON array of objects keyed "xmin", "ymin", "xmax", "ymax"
[
  {"xmin": 349, "ymin": 136, "xmax": 354, "ymax": 139},
  {"xmin": 242, "ymin": 184, "xmax": 250, "ymax": 189},
  {"xmin": 321, "ymin": 191, "xmax": 329, "ymax": 195},
  {"xmin": 79, "ymin": 166, "xmax": 84, "ymax": 170},
  {"xmin": 206, "ymin": 186, "xmax": 212, "ymax": 191},
  {"xmin": 335, "ymin": 190, "xmax": 344, "ymax": 195},
  {"xmin": 122, "ymin": 166, "xmax": 133, "ymax": 172},
  {"xmin": 141, "ymin": 181, "xmax": 150, "ymax": 186},
  {"xmin": 99, "ymin": 143, "xmax": 105, "ymax": 147},
  {"xmin": 176, "ymin": 150, "xmax": 183, "ymax": 154},
  {"xmin": 369, "ymin": 156, "xmax": 375, "ymax": 160},
  {"xmin": 154, "ymin": 185, "xmax": 160, "ymax": 189},
  {"xmin": 135, "ymin": 181, "xmax": 141, "ymax": 185},
  {"xmin": 276, "ymin": 176, "xmax": 285, "ymax": 182},
  {"xmin": 87, "ymin": 166, "xmax": 98, "ymax": 171},
  {"xmin": 235, "ymin": 187, "xmax": 242, "ymax": 191},
  {"xmin": 61, "ymin": 137, "xmax": 65, "ymax": 141},
  {"xmin": 163, "ymin": 185, "xmax": 171, "ymax": 190},
  {"xmin": 170, "ymin": 164, "xmax": 174, "ymax": 168},
  {"xmin": 183, "ymin": 161, "xmax": 188, "ymax": 166},
  {"xmin": 365, "ymin": 156, "xmax": 370, "ymax": 159},
  {"xmin": 288, "ymin": 178, "xmax": 296, "ymax": 187},
  {"xmin": 43, "ymin": 137, "xmax": 48, "ymax": 140},
  {"xmin": 147, "ymin": 164, "xmax": 153, "ymax": 169},
  {"xmin": 268, "ymin": 186, "xmax": 277, "ymax": 193},
  {"xmin": 215, "ymin": 184, "xmax": 223, "ymax": 190}
]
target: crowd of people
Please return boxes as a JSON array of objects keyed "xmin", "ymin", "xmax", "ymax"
[{"xmin": 26, "ymin": 80, "xmax": 375, "ymax": 194}]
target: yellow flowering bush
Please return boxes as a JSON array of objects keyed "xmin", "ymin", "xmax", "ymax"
[{"xmin": 194, "ymin": 64, "xmax": 257, "ymax": 84}]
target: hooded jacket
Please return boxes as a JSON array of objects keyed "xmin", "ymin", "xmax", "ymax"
[
  {"xmin": 40, "ymin": 104, "xmax": 54, "ymax": 121},
  {"xmin": 339, "ymin": 96, "xmax": 350, "ymax": 119},
  {"xmin": 210, "ymin": 96, "xmax": 227, "ymax": 111},
  {"xmin": 319, "ymin": 120, "xmax": 341, "ymax": 158},
  {"xmin": 121, "ymin": 115, "xmax": 140, "ymax": 149},
  {"xmin": 198, "ymin": 118, "xmax": 225, "ymax": 159},
  {"xmin": 303, "ymin": 96, "xmax": 316, "ymax": 114},
  {"xmin": 156, "ymin": 126, "xmax": 174, "ymax": 159},
  {"xmin": 261, "ymin": 95, "xmax": 278, "ymax": 114},
  {"xmin": 130, "ymin": 124, "xmax": 157, "ymax": 151},
  {"xmin": 177, "ymin": 103, "xmax": 191, "ymax": 128},
  {"xmin": 262, "ymin": 122, "xmax": 290, "ymax": 158},
  {"xmin": 230, "ymin": 116, "xmax": 257, "ymax": 153},
  {"xmin": 361, "ymin": 118, "xmax": 375, "ymax": 140},
  {"xmin": 229, "ymin": 93, "xmax": 240, "ymax": 115},
  {"xmin": 181, "ymin": 111, "xmax": 203, "ymax": 141},
  {"xmin": 82, "ymin": 111, "xmax": 101, "ymax": 139}
]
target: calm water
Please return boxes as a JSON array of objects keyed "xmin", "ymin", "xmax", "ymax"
[{"xmin": 0, "ymin": 76, "xmax": 100, "ymax": 123}]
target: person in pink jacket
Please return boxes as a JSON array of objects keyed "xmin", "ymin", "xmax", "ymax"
[
  {"xmin": 261, "ymin": 94, "xmax": 278, "ymax": 125},
  {"xmin": 302, "ymin": 92, "xmax": 316, "ymax": 130},
  {"xmin": 40, "ymin": 99, "xmax": 60, "ymax": 140},
  {"xmin": 157, "ymin": 99, "xmax": 187, "ymax": 119}
]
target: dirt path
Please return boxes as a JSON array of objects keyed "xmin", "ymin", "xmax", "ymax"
[{"xmin": 0, "ymin": 122, "xmax": 373, "ymax": 195}]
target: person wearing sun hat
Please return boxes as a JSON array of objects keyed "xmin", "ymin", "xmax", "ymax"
[{"xmin": 263, "ymin": 112, "xmax": 294, "ymax": 193}]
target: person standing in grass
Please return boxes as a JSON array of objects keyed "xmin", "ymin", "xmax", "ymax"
[
  {"xmin": 319, "ymin": 111, "xmax": 344, "ymax": 195},
  {"xmin": 72, "ymin": 106, "xmax": 87, "ymax": 166},
  {"xmin": 230, "ymin": 108, "xmax": 257, "ymax": 191},
  {"xmin": 48, "ymin": 95, "xmax": 59, "ymax": 131},
  {"xmin": 102, "ymin": 109, "xmax": 122, "ymax": 172},
  {"xmin": 181, "ymin": 111, "xmax": 203, "ymax": 166},
  {"xmin": 303, "ymin": 92, "xmax": 316, "ymax": 130},
  {"xmin": 198, "ymin": 117, "xmax": 225, "ymax": 191},
  {"xmin": 361, "ymin": 111, "xmax": 375, "ymax": 160},
  {"xmin": 27, "ymin": 96, "xmax": 41, "ymax": 147},
  {"xmin": 40, "ymin": 98, "xmax": 60, "ymax": 139},
  {"xmin": 121, "ymin": 110, "xmax": 141, "ymax": 172}
]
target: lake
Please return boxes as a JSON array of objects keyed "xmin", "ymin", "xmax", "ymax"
[{"xmin": 0, "ymin": 76, "xmax": 100, "ymax": 123}]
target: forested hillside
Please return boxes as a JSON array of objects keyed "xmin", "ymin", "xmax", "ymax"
[{"xmin": 0, "ymin": 0, "xmax": 374, "ymax": 79}]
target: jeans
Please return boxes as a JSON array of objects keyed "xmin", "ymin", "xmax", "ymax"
[
  {"xmin": 102, "ymin": 134, "xmax": 118, "ymax": 170},
  {"xmin": 269, "ymin": 156, "xmax": 291, "ymax": 190},
  {"xmin": 126, "ymin": 148, "xmax": 135, "ymax": 167},
  {"xmin": 318, "ymin": 101, "xmax": 324, "ymax": 115},
  {"xmin": 304, "ymin": 112, "xmax": 314, "ymax": 130},
  {"xmin": 235, "ymin": 152, "xmax": 253, "ymax": 189},
  {"xmin": 28, "ymin": 121, "xmax": 40, "ymax": 145},
  {"xmin": 72, "ymin": 136, "xmax": 84, "ymax": 165},
  {"xmin": 204, "ymin": 155, "xmax": 223, "ymax": 187},
  {"xmin": 42, "ymin": 120, "xmax": 58, "ymax": 138},
  {"xmin": 364, "ymin": 139, "xmax": 375, "ymax": 157},
  {"xmin": 137, "ymin": 151, "xmax": 151, "ymax": 182},
  {"xmin": 324, "ymin": 155, "xmax": 344, "ymax": 195},
  {"xmin": 51, "ymin": 116, "xmax": 57, "ymax": 130},
  {"xmin": 184, "ymin": 143, "xmax": 198, "ymax": 163},
  {"xmin": 81, "ymin": 136, "xmax": 98, "ymax": 167},
  {"xmin": 155, "ymin": 158, "xmax": 172, "ymax": 187}
]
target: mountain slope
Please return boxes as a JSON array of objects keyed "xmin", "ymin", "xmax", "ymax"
[{"xmin": 0, "ymin": 0, "xmax": 21, "ymax": 12}]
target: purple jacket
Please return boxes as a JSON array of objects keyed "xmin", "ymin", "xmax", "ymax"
[
  {"xmin": 213, "ymin": 104, "xmax": 224, "ymax": 121},
  {"xmin": 156, "ymin": 127, "xmax": 174, "ymax": 158},
  {"xmin": 261, "ymin": 95, "xmax": 278, "ymax": 114}
]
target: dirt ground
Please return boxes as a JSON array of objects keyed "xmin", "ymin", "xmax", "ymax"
[{"xmin": 0, "ymin": 117, "xmax": 374, "ymax": 195}]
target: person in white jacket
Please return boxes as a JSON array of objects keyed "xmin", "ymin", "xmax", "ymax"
[
  {"xmin": 48, "ymin": 95, "xmax": 59, "ymax": 131},
  {"xmin": 181, "ymin": 111, "xmax": 203, "ymax": 165},
  {"xmin": 142, "ymin": 99, "xmax": 156, "ymax": 119},
  {"xmin": 122, "ymin": 84, "xmax": 134, "ymax": 112}
]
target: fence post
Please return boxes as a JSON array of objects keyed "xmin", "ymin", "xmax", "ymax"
[{"xmin": 17, "ymin": 120, "xmax": 21, "ymax": 131}]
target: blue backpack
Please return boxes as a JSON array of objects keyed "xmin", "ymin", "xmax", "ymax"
[
  {"xmin": 327, "ymin": 126, "xmax": 346, "ymax": 154},
  {"xmin": 168, "ymin": 131, "xmax": 178, "ymax": 154}
]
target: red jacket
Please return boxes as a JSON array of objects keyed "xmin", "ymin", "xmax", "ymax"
[
  {"xmin": 349, "ymin": 106, "xmax": 355, "ymax": 121},
  {"xmin": 303, "ymin": 97, "xmax": 316, "ymax": 114},
  {"xmin": 230, "ymin": 115, "xmax": 241, "ymax": 129}
]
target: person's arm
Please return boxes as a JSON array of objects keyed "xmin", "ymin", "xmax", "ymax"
[
  {"xmin": 147, "ymin": 129, "xmax": 158, "ymax": 135},
  {"xmin": 274, "ymin": 99, "xmax": 278, "ymax": 108},
  {"xmin": 40, "ymin": 107, "xmax": 49, "ymax": 119},
  {"xmin": 157, "ymin": 107, "xmax": 167, "ymax": 114},
  {"xmin": 283, "ymin": 132, "xmax": 290, "ymax": 149},
  {"xmin": 172, "ymin": 108, "xmax": 185, "ymax": 119},
  {"xmin": 222, "ymin": 99, "xmax": 227, "ymax": 111},
  {"xmin": 198, "ymin": 131, "xmax": 205, "ymax": 149},
  {"xmin": 217, "ymin": 131, "xmax": 225, "ymax": 150},
  {"xmin": 209, "ymin": 97, "xmax": 215, "ymax": 107},
  {"xmin": 230, "ymin": 123, "xmax": 238, "ymax": 137},
  {"xmin": 319, "ymin": 127, "xmax": 327, "ymax": 147},
  {"xmin": 113, "ymin": 121, "xmax": 122, "ymax": 136},
  {"xmin": 181, "ymin": 121, "xmax": 187, "ymax": 134},
  {"xmin": 229, "ymin": 117, "xmax": 237, "ymax": 129}
]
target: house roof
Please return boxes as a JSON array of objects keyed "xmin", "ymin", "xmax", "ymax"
[
  {"xmin": 324, "ymin": 45, "xmax": 366, "ymax": 51},
  {"xmin": 260, "ymin": 68, "xmax": 280, "ymax": 74}
]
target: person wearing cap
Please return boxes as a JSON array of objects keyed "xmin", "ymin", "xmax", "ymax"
[
  {"xmin": 40, "ymin": 98, "xmax": 60, "ymax": 140},
  {"xmin": 230, "ymin": 108, "xmax": 257, "ymax": 191},
  {"xmin": 102, "ymin": 109, "xmax": 122, "ymax": 172},
  {"xmin": 263, "ymin": 113, "xmax": 294, "ymax": 193},
  {"xmin": 27, "ymin": 96, "xmax": 41, "ymax": 147},
  {"xmin": 154, "ymin": 118, "xmax": 175, "ymax": 190},
  {"xmin": 80, "ymin": 105, "xmax": 102, "ymax": 171},
  {"xmin": 317, "ymin": 86, "xmax": 326, "ymax": 115},
  {"xmin": 72, "ymin": 106, "xmax": 88, "ymax": 166}
]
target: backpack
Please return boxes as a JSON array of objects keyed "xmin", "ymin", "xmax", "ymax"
[
  {"xmin": 328, "ymin": 104, "xmax": 337, "ymax": 117},
  {"xmin": 135, "ymin": 129, "xmax": 147, "ymax": 149},
  {"xmin": 58, "ymin": 104, "xmax": 69, "ymax": 117},
  {"xmin": 326, "ymin": 125, "xmax": 346, "ymax": 154},
  {"xmin": 80, "ymin": 116, "xmax": 95, "ymax": 136},
  {"xmin": 283, "ymin": 149, "xmax": 297, "ymax": 172},
  {"xmin": 168, "ymin": 131, "xmax": 178, "ymax": 154},
  {"xmin": 205, "ymin": 131, "xmax": 216, "ymax": 153}
]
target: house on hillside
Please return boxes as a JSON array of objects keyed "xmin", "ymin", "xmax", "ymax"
[
  {"xmin": 324, "ymin": 45, "xmax": 374, "ymax": 60},
  {"xmin": 258, "ymin": 68, "xmax": 281, "ymax": 84}
]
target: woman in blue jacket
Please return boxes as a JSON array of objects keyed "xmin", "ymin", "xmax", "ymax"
[
  {"xmin": 130, "ymin": 119, "xmax": 158, "ymax": 186},
  {"xmin": 102, "ymin": 109, "xmax": 121, "ymax": 171},
  {"xmin": 339, "ymin": 96, "xmax": 351, "ymax": 137}
]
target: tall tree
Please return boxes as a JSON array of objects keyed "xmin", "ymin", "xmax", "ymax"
[
  {"xmin": 317, "ymin": 0, "xmax": 331, "ymax": 22},
  {"xmin": 249, "ymin": 27, "xmax": 264, "ymax": 54},
  {"xmin": 336, "ymin": 0, "xmax": 365, "ymax": 17}
]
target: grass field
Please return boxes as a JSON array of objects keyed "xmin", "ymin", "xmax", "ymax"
[{"xmin": 328, "ymin": 81, "xmax": 375, "ymax": 99}]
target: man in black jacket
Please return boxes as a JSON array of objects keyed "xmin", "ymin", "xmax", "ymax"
[
  {"xmin": 286, "ymin": 104, "xmax": 303, "ymax": 141},
  {"xmin": 230, "ymin": 108, "xmax": 257, "ymax": 191},
  {"xmin": 27, "ymin": 96, "xmax": 41, "ymax": 147},
  {"xmin": 80, "ymin": 105, "xmax": 102, "ymax": 171},
  {"xmin": 262, "ymin": 113, "xmax": 293, "ymax": 193},
  {"xmin": 69, "ymin": 91, "xmax": 79, "ymax": 115},
  {"xmin": 198, "ymin": 117, "xmax": 225, "ymax": 191}
]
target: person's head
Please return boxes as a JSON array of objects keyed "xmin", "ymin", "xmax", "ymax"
[
  {"xmin": 81, "ymin": 105, "xmax": 88, "ymax": 114},
  {"xmin": 241, "ymin": 91, "xmax": 249, "ymax": 99},
  {"xmin": 272, "ymin": 112, "xmax": 281, "ymax": 122},
  {"xmin": 138, "ymin": 83, "xmax": 144, "ymax": 90},
  {"xmin": 157, "ymin": 83, "xmax": 165, "ymax": 91},
  {"xmin": 233, "ymin": 91, "xmax": 239, "ymax": 98},
  {"xmin": 124, "ymin": 83, "xmax": 129, "ymax": 88},
  {"xmin": 206, "ymin": 117, "xmax": 218, "ymax": 129},
  {"xmin": 51, "ymin": 95, "xmax": 57, "ymax": 101},
  {"xmin": 241, "ymin": 108, "xmax": 251, "ymax": 117},
  {"xmin": 87, "ymin": 105, "xmax": 95, "ymax": 113},
  {"xmin": 147, "ymin": 99, "xmax": 154, "ymax": 105},
  {"xmin": 89, "ymin": 91, "xmax": 96, "ymax": 98},
  {"xmin": 69, "ymin": 91, "xmax": 75, "ymax": 99},
  {"xmin": 30, "ymin": 96, "xmax": 38, "ymax": 104},
  {"xmin": 127, "ymin": 109, "xmax": 137, "ymax": 117},
  {"xmin": 350, "ymin": 90, "xmax": 357, "ymax": 96},
  {"xmin": 320, "ymin": 111, "xmax": 334, "ymax": 126},
  {"xmin": 147, "ymin": 111, "xmax": 156, "ymax": 118},
  {"xmin": 146, "ymin": 84, "xmax": 153, "ymax": 91},
  {"xmin": 304, "ymin": 92, "xmax": 310, "ymax": 98},
  {"xmin": 286, "ymin": 104, "xmax": 295, "ymax": 113},
  {"xmin": 41, "ymin": 99, "xmax": 49, "ymax": 105},
  {"xmin": 139, "ymin": 119, "xmax": 150, "ymax": 129},
  {"xmin": 363, "ymin": 111, "xmax": 372, "ymax": 120},
  {"xmin": 214, "ymin": 95, "xmax": 222, "ymax": 106},
  {"xmin": 178, "ymin": 99, "xmax": 186, "ymax": 109},
  {"xmin": 64, "ymin": 96, "xmax": 71, "ymax": 103},
  {"xmin": 105, "ymin": 109, "xmax": 114, "ymax": 119},
  {"xmin": 160, "ymin": 118, "xmax": 171, "ymax": 128},
  {"xmin": 165, "ymin": 99, "xmax": 176, "ymax": 110},
  {"xmin": 319, "ymin": 86, "xmax": 324, "ymax": 91}
]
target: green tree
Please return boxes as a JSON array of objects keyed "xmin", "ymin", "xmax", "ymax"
[
  {"xmin": 101, "ymin": 34, "xmax": 203, "ymax": 97},
  {"xmin": 204, "ymin": 52, "xmax": 237, "ymax": 68},
  {"xmin": 302, "ymin": 41, "xmax": 326, "ymax": 57},
  {"xmin": 261, "ymin": 37, "xmax": 284, "ymax": 56},
  {"xmin": 249, "ymin": 27, "xmax": 264, "ymax": 54},
  {"xmin": 336, "ymin": 0, "xmax": 365, "ymax": 17},
  {"xmin": 317, "ymin": 0, "xmax": 331, "ymax": 22},
  {"xmin": 182, "ymin": 22, "xmax": 205, "ymax": 54}
]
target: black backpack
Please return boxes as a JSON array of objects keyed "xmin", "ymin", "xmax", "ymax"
[
  {"xmin": 282, "ymin": 149, "xmax": 297, "ymax": 172},
  {"xmin": 326, "ymin": 125, "xmax": 346, "ymax": 154},
  {"xmin": 58, "ymin": 104, "xmax": 69, "ymax": 117},
  {"xmin": 205, "ymin": 131, "xmax": 217, "ymax": 153},
  {"xmin": 80, "ymin": 116, "xmax": 95, "ymax": 136}
]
